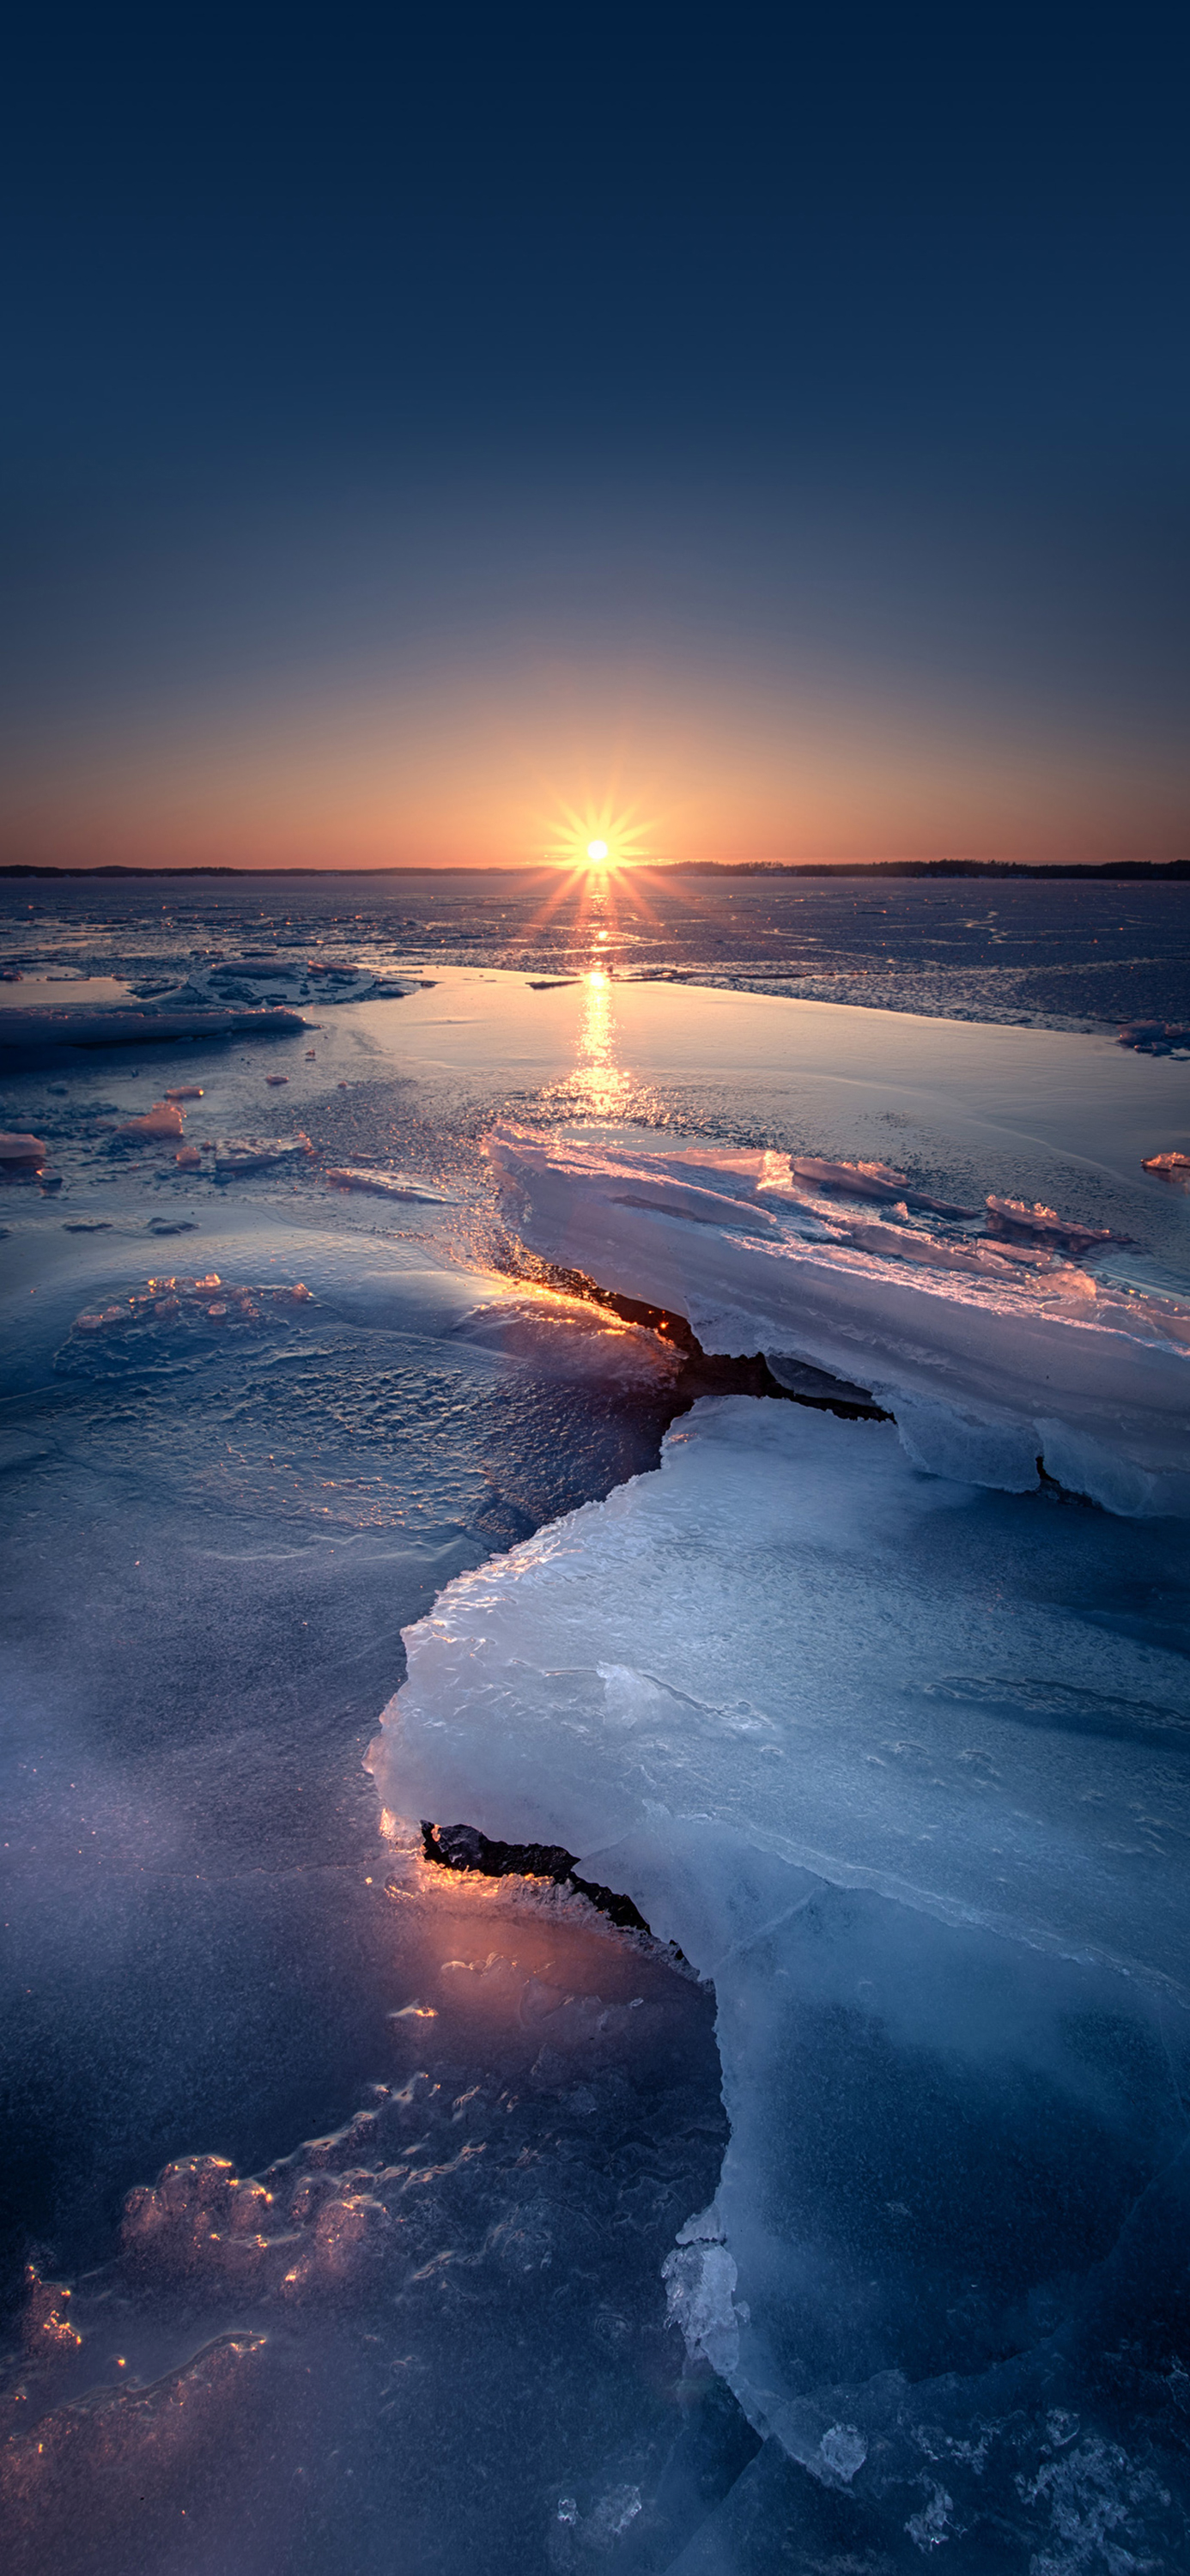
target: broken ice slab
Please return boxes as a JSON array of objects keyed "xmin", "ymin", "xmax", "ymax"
[
  {"xmin": 488, "ymin": 1127, "xmax": 1190, "ymax": 1513},
  {"xmin": 370, "ymin": 1394, "xmax": 1190, "ymax": 2557},
  {"xmin": 791, "ymin": 1155, "xmax": 975, "ymax": 1218},
  {"xmin": 668, "ymin": 1913, "xmax": 1190, "ymax": 2565},
  {"xmin": 0, "ymin": 1003, "xmax": 305, "ymax": 1060},
  {"xmin": 372, "ymin": 1396, "xmax": 1190, "ymax": 1998},
  {"xmin": 323, "ymin": 1165, "xmax": 454, "ymax": 1201},
  {"xmin": 984, "ymin": 1192, "xmax": 1125, "ymax": 1251},
  {"xmin": 213, "ymin": 1133, "xmax": 313, "ymax": 1175},
  {"xmin": 1144, "ymin": 1149, "xmax": 1190, "ymax": 1183}
]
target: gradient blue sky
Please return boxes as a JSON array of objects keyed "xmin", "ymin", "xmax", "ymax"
[{"xmin": 3, "ymin": 3, "xmax": 1187, "ymax": 867}]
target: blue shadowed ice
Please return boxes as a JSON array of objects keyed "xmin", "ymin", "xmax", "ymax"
[
  {"xmin": 3, "ymin": 879, "xmax": 1189, "ymax": 2571},
  {"xmin": 373, "ymin": 1395, "xmax": 1190, "ymax": 2567}
]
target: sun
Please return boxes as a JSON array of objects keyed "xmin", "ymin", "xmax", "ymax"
[{"xmin": 537, "ymin": 795, "xmax": 653, "ymax": 872}]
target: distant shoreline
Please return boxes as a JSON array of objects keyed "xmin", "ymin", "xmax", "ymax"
[{"xmin": 2, "ymin": 860, "xmax": 1187, "ymax": 883}]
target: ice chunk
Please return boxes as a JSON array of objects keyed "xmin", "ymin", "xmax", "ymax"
[
  {"xmin": 984, "ymin": 1193, "xmax": 1123, "ymax": 1252},
  {"xmin": 489, "ymin": 1127, "xmax": 1190, "ymax": 1513},
  {"xmin": 1120, "ymin": 1019, "xmax": 1190, "ymax": 1053},
  {"xmin": 664, "ymin": 2207, "xmax": 745, "ymax": 2376},
  {"xmin": 117, "ymin": 1098, "xmax": 185, "ymax": 1138},
  {"xmin": 1144, "ymin": 1149, "xmax": 1190, "ymax": 1182},
  {"xmin": 0, "ymin": 1131, "xmax": 46, "ymax": 1166}
]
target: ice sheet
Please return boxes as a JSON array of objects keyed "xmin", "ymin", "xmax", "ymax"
[{"xmin": 4, "ymin": 916, "xmax": 1189, "ymax": 2567}]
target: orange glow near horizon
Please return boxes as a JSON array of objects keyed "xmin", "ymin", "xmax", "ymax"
[{"xmin": 5, "ymin": 664, "xmax": 1187, "ymax": 872}]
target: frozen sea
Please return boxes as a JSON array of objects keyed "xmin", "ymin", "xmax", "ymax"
[{"xmin": 1, "ymin": 872, "xmax": 1188, "ymax": 2575}]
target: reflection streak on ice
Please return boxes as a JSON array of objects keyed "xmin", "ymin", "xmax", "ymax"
[{"xmin": 572, "ymin": 970, "xmax": 632, "ymax": 1123}]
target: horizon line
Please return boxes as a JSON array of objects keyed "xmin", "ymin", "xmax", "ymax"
[{"xmin": 3, "ymin": 859, "xmax": 1189, "ymax": 884}]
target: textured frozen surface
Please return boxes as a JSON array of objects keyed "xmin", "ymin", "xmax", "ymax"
[
  {"xmin": 5, "ymin": 869, "xmax": 1190, "ymax": 1030},
  {"xmin": 3, "ymin": 1873, "xmax": 744, "ymax": 2576},
  {"xmin": 490, "ymin": 1127, "xmax": 1190, "ymax": 1513},
  {"xmin": 2, "ymin": 1203, "xmax": 735, "ymax": 2572},
  {"xmin": 372, "ymin": 1396, "xmax": 1190, "ymax": 2561}
]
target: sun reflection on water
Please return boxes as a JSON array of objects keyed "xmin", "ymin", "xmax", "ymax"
[{"xmin": 574, "ymin": 969, "xmax": 632, "ymax": 1121}]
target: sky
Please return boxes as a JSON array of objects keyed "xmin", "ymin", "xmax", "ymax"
[{"xmin": 2, "ymin": 2, "xmax": 1187, "ymax": 871}]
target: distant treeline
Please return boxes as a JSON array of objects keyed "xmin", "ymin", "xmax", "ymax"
[
  {"xmin": 1, "ymin": 860, "xmax": 1187, "ymax": 882},
  {"xmin": 673, "ymin": 860, "xmax": 1190, "ymax": 879}
]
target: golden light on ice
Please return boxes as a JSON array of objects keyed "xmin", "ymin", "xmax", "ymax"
[{"xmin": 586, "ymin": 839, "xmax": 608, "ymax": 861}]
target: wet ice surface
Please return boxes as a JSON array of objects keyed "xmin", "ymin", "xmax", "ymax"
[
  {"xmin": 5, "ymin": 1875, "xmax": 741, "ymax": 2576},
  {"xmin": 2, "ymin": 1258, "xmax": 731, "ymax": 2567},
  {"xmin": 2, "ymin": 878, "xmax": 1188, "ymax": 2571}
]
